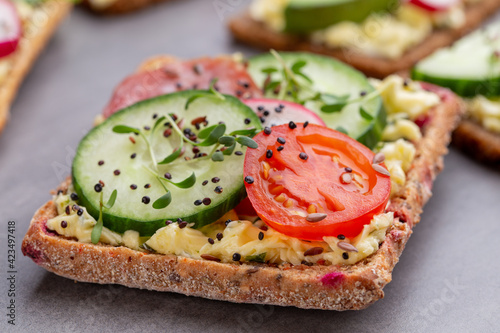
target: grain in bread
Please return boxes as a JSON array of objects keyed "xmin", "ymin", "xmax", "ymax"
[{"xmin": 83, "ymin": 0, "xmax": 173, "ymax": 15}]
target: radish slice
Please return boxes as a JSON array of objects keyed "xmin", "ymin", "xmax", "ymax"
[
  {"xmin": 244, "ymin": 98, "xmax": 326, "ymax": 128},
  {"xmin": 0, "ymin": 0, "xmax": 21, "ymax": 59},
  {"xmin": 408, "ymin": 0, "xmax": 459, "ymax": 12}
]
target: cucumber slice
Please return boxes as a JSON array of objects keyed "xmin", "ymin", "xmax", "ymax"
[
  {"xmin": 72, "ymin": 91, "xmax": 262, "ymax": 236},
  {"xmin": 412, "ymin": 22, "xmax": 500, "ymax": 98},
  {"xmin": 247, "ymin": 52, "xmax": 385, "ymax": 149},
  {"xmin": 284, "ymin": 0, "xmax": 395, "ymax": 34}
]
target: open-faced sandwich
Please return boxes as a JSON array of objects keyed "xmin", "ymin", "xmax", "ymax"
[
  {"xmin": 83, "ymin": 0, "xmax": 173, "ymax": 14},
  {"xmin": 229, "ymin": 0, "xmax": 500, "ymax": 78},
  {"xmin": 412, "ymin": 21, "xmax": 500, "ymax": 166},
  {"xmin": 22, "ymin": 51, "xmax": 464, "ymax": 310},
  {"xmin": 0, "ymin": 0, "xmax": 72, "ymax": 133}
]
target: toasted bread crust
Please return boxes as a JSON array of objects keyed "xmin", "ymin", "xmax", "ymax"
[
  {"xmin": 0, "ymin": 1, "xmax": 72, "ymax": 133},
  {"xmin": 452, "ymin": 120, "xmax": 500, "ymax": 167},
  {"xmin": 228, "ymin": 0, "xmax": 500, "ymax": 79},
  {"xmin": 22, "ymin": 76, "xmax": 463, "ymax": 310},
  {"xmin": 83, "ymin": 0, "xmax": 172, "ymax": 14}
]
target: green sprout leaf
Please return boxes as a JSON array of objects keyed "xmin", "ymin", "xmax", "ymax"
[
  {"xmin": 230, "ymin": 128, "xmax": 257, "ymax": 136},
  {"xmin": 245, "ymin": 253, "xmax": 266, "ymax": 263},
  {"xmin": 152, "ymin": 116, "xmax": 167, "ymax": 132},
  {"xmin": 158, "ymin": 146, "xmax": 183, "ymax": 165},
  {"xmin": 291, "ymin": 60, "xmax": 312, "ymax": 83},
  {"xmin": 211, "ymin": 151, "xmax": 224, "ymax": 162},
  {"xmin": 359, "ymin": 107, "xmax": 373, "ymax": 121},
  {"xmin": 185, "ymin": 93, "xmax": 206, "ymax": 110},
  {"xmin": 197, "ymin": 124, "xmax": 226, "ymax": 147},
  {"xmin": 261, "ymin": 67, "xmax": 278, "ymax": 75},
  {"xmin": 104, "ymin": 189, "xmax": 117, "ymax": 209},
  {"xmin": 91, "ymin": 217, "xmax": 103, "ymax": 245},
  {"xmin": 236, "ymin": 136, "xmax": 258, "ymax": 149},
  {"xmin": 209, "ymin": 78, "xmax": 226, "ymax": 101},
  {"xmin": 112, "ymin": 125, "xmax": 140, "ymax": 135},
  {"xmin": 167, "ymin": 172, "xmax": 196, "ymax": 189},
  {"xmin": 198, "ymin": 124, "xmax": 218, "ymax": 139},
  {"xmin": 264, "ymin": 81, "xmax": 280, "ymax": 93},
  {"xmin": 218, "ymin": 136, "xmax": 236, "ymax": 147},
  {"xmin": 153, "ymin": 191, "xmax": 172, "ymax": 209},
  {"xmin": 223, "ymin": 143, "xmax": 236, "ymax": 156}
]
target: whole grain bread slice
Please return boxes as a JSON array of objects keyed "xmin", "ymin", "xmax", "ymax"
[
  {"xmin": 228, "ymin": 0, "xmax": 500, "ymax": 79},
  {"xmin": 21, "ymin": 77, "xmax": 463, "ymax": 310},
  {"xmin": 82, "ymin": 0, "xmax": 173, "ymax": 14},
  {"xmin": 0, "ymin": 1, "xmax": 72, "ymax": 133},
  {"xmin": 452, "ymin": 119, "xmax": 500, "ymax": 167}
]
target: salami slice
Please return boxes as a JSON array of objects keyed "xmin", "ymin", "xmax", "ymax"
[{"xmin": 103, "ymin": 56, "xmax": 263, "ymax": 117}]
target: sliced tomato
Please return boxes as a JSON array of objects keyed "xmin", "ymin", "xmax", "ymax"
[
  {"xmin": 244, "ymin": 98, "xmax": 326, "ymax": 128},
  {"xmin": 103, "ymin": 56, "xmax": 263, "ymax": 117},
  {"xmin": 234, "ymin": 197, "xmax": 258, "ymax": 217},
  {"xmin": 244, "ymin": 124, "xmax": 391, "ymax": 241},
  {"xmin": 408, "ymin": 0, "xmax": 459, "ymax": 12}
]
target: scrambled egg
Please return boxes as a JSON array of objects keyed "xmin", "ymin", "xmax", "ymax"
[
  {"xmin": 250, "ymin": 0, "xmax": 289, "ymax": 32},
  {"xmin": 371, "ymin": 75, "xmax": 440, "ymax": 120},
  {"xmin": 146, "ymin": 213, "xmax": 393, "ymax": 266},
  {"xmin": 379, "ymin": 139, "xmax": 416, "ymax": 196},
  {"xmin": 468, "ymin": 96, "xmax": 500, "ymax": 134}
]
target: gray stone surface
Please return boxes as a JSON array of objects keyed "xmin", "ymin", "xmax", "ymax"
[{"xmin": 1, "ymin": 1, "xmax": 499, "ymax": 332}]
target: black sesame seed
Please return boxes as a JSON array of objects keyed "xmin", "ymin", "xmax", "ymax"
[
  {"xmin": 177, "ymin": 218, "xmax": 182, "ymax": 223},
  {"xmin": 212, "ymin": 177, "xmax": 220, "ymax": 183},
  {"xmin": 70, "ymin": 193, "xmax": 78, "ymax": 201},
  {"xmin": 131, "ymin": 153, "xmax": 137, "ymax": 159},
  {"xmin": 94, "ymin": 183, "xmax": 103, "ymax": 193},
  {"xmin": 303, "ymin": 121, "xmax": 309, "ymax": 128},
  {"xmin": 360, "ymin": 91, "xmax": 367, "ymax": 97},
  {"xmin": 289, "ymin": 121, "xmax": 297, "ymax": 129},
  {"xmin": 142, "ymin": 196, "xmax": 150, "ymax": 204},
  {"xmin": 61, "ymin": 221, "xmax": 68, "ymax": 228},
  {"xmin": 264, "ymin": 127, "xmax": 272, "ymax": 135},
  {"xmin": 202, "ymin": 180, "xmax": 208, "ymax": 186},
  {"xmin": 214, "ymin": 186, "xmax": 223, "ymax": 194},
  {"xmin": 216, "ymin": 233, "xmax": 223, "ymax": 241},
  {"xmin": 225, "ymin": 219, "xmax": 232, "ymax": 226},
  {"xmin": 266, "ymin": 150, "xmax": 273, "ymax": 158},
  {"xmin": 208, "ymin": 238, "xmax": 215, "ymax": 245},
  {"xmin": 277, "ymin": 146, "xmax": 284, "ymax": 152},
  {"xmin": 345, "ymin": 167, "xmax": 352, "ymax": 173},
  {"xmin": 277, "ymin": 137, "xmax": 286, "ymax": 144},
  {"xmin": 144, "ymin": 126, "xmax": 151, "ymax": 131},
  {"xmin": 257, "ymin": 106, "xmax": 264, "ymax": 111},
  {"xmin": 165, "ymin": 220, "xmax": 172, "ymax": 225},
  {"xmin": 337, "ymin": 234, "xmax": 346, "ymax": 240},
  {"xmin": 77, "ymin": 208, "xmax": 84, "ymax": 216},
  {"xmin": 194, "ymin": 200, "xmax": 202, "ymax": 206},
  {"xmin": 144, "ymin": 184, "xmax": 151, "ymax": 189},
  {"xmin": 258, "ymin": 232, "xmax": 264, "ymax": 240},
  {"xmin": 164, "ymin": 173, "xmax": 172, "ymax": 180},
  {"xmin": 98, "ymin": 160, "xmax": 104, "ymax": 166},
  {"xmin": 235, "ymin": 151, "xmax": 243, "ymax": 156},
  {"xmin": 279, "ymin": 104, "xmax": 285, "ymax": 109},
  {"xmin": 203, "ymin": 197, "xmax": 211, "ymax": 206},
  {"xmin": 178, "ymin": 221, "xmax": 188, "ymax": 229},
  {"xmin": 153, "ymin": 113, "xmax": 158, "ymax": 119},
  {"xmin": 263, "ymin": 110, "xmax": 270, "ymax": 116},
  {"xmin": 130, "ymin": 184, "xmax": 137, "ymax": 190},
  {"xmin": 342, "ymin": 252, "xmax": 349, "ymax": 260},
  {"xmin": 275, "ymin": 107, "xmax": 282, "ymax": 113},
  {"xmin": 260, "ymin": 117, "xmax": 266, "ymax": 123},
  {"xmin": 299, "ymin": 152, "xmax": 308, "ymax": 160},
  {"xmin": 236, "ymin": 90, "xmax": 243, "ymax": 97},
  {"xmin": 244, "ymin": 118, "xmax": 251, "ymax": 124},
  {"xmin": 114, "ymin": 169, "xmax": 121, "ymax": 176},
  {"xmin": 65, "ymin": 205, "xmax": 70, "ymax": 215},
  {"xmin": 232, "ymin": 253, "xmax": 241, "ymax": 261},
  {"xmin": 244, "ymin": 176, "xmax": 254, "ymax": 184}
]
